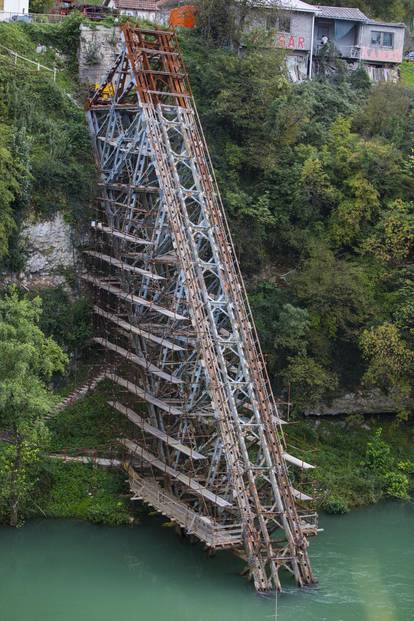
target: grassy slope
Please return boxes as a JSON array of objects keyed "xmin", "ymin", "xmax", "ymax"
[
  {"xmin": 288, "ymin": 417, "xmax": 414, "ymax": 513},
  {"xmin": 400, "ymin": 61, "xmax": 414, "ymax": 88},
  {"xmin": 42, "ymin": 382, "xmax": 414, "ymax": 519},
  {"xmin": 35, "ymin": 384, "xmax": 137, "ymax": 525}
]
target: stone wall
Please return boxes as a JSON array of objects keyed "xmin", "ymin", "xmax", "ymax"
[{"xmin": 79, "ymin": 24, "xmax": 122, "ymax": 85}]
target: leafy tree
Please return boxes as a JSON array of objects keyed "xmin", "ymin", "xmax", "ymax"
[
  {"xmin": 283, "ymin": 355, "xmax": 338, "ymax": 409},
  {"xmin": 364, "ymin": 428, "xmax": 410, "ymax": 500},
  {"xmin": 360, "ymin": 323, "xmax": 413, "ymax": 392},
  {"xmin": 0, "ymin": 288, "xmax": 67, "ymax": 525},
  {"xmin": 354, "ymin": 84, "xmax": 414, "ymax": 152},
  {"xmin": 250, "ymin": 283, "xmax": 311, "ymax": 387},
  {"xmin": 195, "ymin": 0, "xmax": 280, "ymax": 48},
  {"xmin": 29, "ymin": 0, "xmax": 55, "ymax": 14},
  {"xmin": 292, "ymin": 246, "xmax": 375, "ymax": 340},
  {"xmin": 306, "ymin": 0, "xmax": 411, "ymax": 22},
  {"xmin": 363, "ymin": 199, "xmax": 414, "ymax": 265},
  {"xmin": 36, "ymin": 287, "xmax": 92, "ymax": 357},
  {"xmin": 0, "ymin": 125, "xmax": 22, "ymax": 260},
  {"xmin": 195, "ymin": 0, "xmax": 236, "ymax": 47}
]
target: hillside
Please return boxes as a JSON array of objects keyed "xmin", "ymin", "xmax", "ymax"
[{"xmin": 0, "ymin": 17, "xmax": 413, "ymax": 523}]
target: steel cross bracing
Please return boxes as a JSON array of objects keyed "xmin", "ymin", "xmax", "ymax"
[{"xmin": 85, "ymin": 24, "xmax": 317, "ymax": 592}]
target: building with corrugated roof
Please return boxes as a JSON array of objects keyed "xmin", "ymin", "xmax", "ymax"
[
  {"xmin": 114, "ymin": 0, "xmax": 406, "ymax": 83},
  {"xmin": 241, "ymin": 1, "xmax": 406, "ymax": 81},
  {"xmin": 103, "ymin": 0, "xmax": 168, "ymax": 22},
  {"xmin": 313, "ymin": 5, "xmax": 405, "ymax": 81}
]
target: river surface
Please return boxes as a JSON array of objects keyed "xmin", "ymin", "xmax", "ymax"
[{"xmin": 0, "ymin": 503, "xmax": 413, "ymax": 621}]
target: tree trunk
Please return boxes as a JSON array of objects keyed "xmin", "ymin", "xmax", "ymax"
[{"xmin": 9, "ymin": 433, "xmax": 22, "ymax": 527}]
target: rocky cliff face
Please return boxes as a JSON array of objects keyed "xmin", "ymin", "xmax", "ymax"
[
  {"xmin": 79, "ymin": 25, "xmax": 122, "ymax": 85},
  {"xmin": 305, "ymin": 389, "xmax": 410, "ymax": 417},
  {"xmin": 18, "ymin": 213, "xmax": 75, "ymax": 289}
]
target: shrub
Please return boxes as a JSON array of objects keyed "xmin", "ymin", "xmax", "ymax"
[
  {"xmin": 383, "ymin": 471, "xmax": 410, "ymax": 500},
  {"xmin": 364, "ymin": 428, "xmax": 394, "ymax": 474},
  {"xmin": 323, "ymin": 495, "xmax": 349, "ymax": 515}
]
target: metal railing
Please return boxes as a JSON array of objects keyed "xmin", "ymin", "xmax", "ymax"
[
  {"xmin": 0, "ymin": 11, "xmax": 66, "ymax": 22},
  {"xmin": 0, "ymin": 42, "xmax": 58, "ymax": 81},
  {"xmin": 314, "ymin": 43, "xmax": 361, "ymax": 59}
]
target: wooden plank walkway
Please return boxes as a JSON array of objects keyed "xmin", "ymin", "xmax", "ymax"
[
  {"xmin": 93, "ymin": 337, "xmax": 183, "ymax": 384},
  {"xmin": 109, "ymin": 401, "xmax": 206, "ymax": 460},
  {"xmin": 49, "ymin": 454, "xmax": 123, "ymax": 468},
  {"xmin": 94, "ymin": 305, "xmax": 185, "ymax": 351},
  {"xmin": 81, "ymin": 274, "xmax": 187, "ymax": 321},
  {"xmin": 84, "ymin": 250, "xmax": 164, "ymax": 280},
  {"xmin": 128, "ymin": 466, "xmax": 242, "ymax": 549},
  {"xmin": 121, "ymin": 438, "xmax": 232, "ymax": 508},
  {"xmin": 50, "ymin": 367, "xmax": 110, "ymax": 419},
  {"xmin": 104, "ymin": 372, "xmax": 183, "ymax": 416}
]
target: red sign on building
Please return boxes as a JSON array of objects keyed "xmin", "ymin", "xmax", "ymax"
[{"xmin": 277, "ymin": 34, "xmax": 306, "ymax": 49}]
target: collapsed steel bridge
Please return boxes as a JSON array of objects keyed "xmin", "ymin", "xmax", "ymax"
[{"xmin": 85, "ymin": 23, "xmax": 317, "ymax": 592}]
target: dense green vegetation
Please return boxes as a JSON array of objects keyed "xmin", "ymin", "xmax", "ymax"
[
  {"xmin": 401, "ymin": 60, "xmax": 414, "ymax": 87},
  {"xmin": 0, "ymin": 289, "xmax": 134, "ymax": 525},
  {"xmin": 0, "ymin": 15, "xmax": 414, "ymax": 526},
  {"xmin": 0, "ymin": 288, "xmax": 67, "ymax": 525},
  {"xmin": 182, "ymin": 30, "xmax": 414, "ymax": 415},
  {"xmin": 288, "ymin": 417, "xmax": 414, "ymax": 512},
  {"xmin": 0, "ymin": 16, "xmax": 95, "ymax": 271}
]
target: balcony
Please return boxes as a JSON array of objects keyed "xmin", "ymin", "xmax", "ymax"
[{"xmin": 314, "ymin": 43, "xmax": 361, "ymax": 60}]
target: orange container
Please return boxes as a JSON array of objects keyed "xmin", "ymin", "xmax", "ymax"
[{"xmin": 169, "ymin": 5, "xmax": 196, "ymax": 28}]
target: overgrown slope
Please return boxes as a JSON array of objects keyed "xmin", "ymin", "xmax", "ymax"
[
  {"xmin": 0, "ymin": 16, "xmax": 95, "ymax": 272},
  {"xmin": 182, "ymin": 30, "xmax": 414, "ymax": 413}
]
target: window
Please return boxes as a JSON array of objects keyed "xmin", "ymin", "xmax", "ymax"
[
  {"xmin": 266, "ymin": 14, "xmax": 278, "ymax": 30},
  {"xmin": 279, "ymin": 16, "xmax": 291, "ymax": 33},
  {"xmin": 266, "ymin": 14, "xmax": 291, "ymax": 33},
  {"xmin": 371, "ymin": 30, "xmax": 394, "ymax": 48},
  {"xmin": 382, "ymin": 32, "xmax": 394, "ymax": 48},
  {"xmin": 371, "ymin": 31, "xmax": 382, "ymax": 46}
]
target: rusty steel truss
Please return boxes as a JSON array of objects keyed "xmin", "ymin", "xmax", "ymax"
[{"xmin": 84, "ymin": 23, "xmax": 317, "ymax": 592}]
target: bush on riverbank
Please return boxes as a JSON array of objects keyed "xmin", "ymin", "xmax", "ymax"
[
  {"xmin": 36, "ymin": 461, "xmax": 131, "ymax": 526},
  {"xmin": 288, "ymin": 417, "xmax": 414, "ymax": 513}
]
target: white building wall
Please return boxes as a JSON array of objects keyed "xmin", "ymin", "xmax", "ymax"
[
  {"xmin": 246, "ymin": 9, "xmax": 315, "ymax": 51},
  {"xmin": 105, "ymin": 2, "xmax": 168, "ymax": 24},
  {"xmin": 0, "ymin": 0, "xmax": 29, "ymax": 20},
  {"xmin": 360, "ymin": 24, "xmax": 405, "ymax": 63}
]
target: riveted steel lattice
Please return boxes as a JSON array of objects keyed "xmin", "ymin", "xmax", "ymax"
[{"xmin": 84, "ymin": 24, "xmax": 317, "ymax": 592}]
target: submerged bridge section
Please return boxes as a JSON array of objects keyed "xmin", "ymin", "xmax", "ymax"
[{"xmin": 85, "ymin": 24, "xmax": 317, "ymax": 592}]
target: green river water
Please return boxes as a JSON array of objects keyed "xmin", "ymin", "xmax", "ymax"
[{"xmin": 0, "ymin": 503, "xmax": 413, "ymax": 621}]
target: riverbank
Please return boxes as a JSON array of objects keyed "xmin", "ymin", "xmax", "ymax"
[
  {"xmin": 23, "ymin": 378, "xmax": 413, "ymax": 525},
  {"xmin": 0, "ymin": 359, "xmax": 413, "ymax": 526}
]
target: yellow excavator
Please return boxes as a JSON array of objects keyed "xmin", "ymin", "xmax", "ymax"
[{"xmin": 92, "ymin": 82, "xmax": 115, "ymax": 101}]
